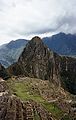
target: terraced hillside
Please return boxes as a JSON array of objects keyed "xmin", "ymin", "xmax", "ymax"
[
  {"xmin": 0, "ymin": 76, "xmax": 76, "ymax": 120},
  {"xmin": 0, "ymin": 96, "xmax": 54, "ymax": 120},
  {"xmin": 0, "ymin": 78, "xmax": 54, "ymax": 120},
  {"xmin": 7, "ymin": 77, "xmax": 76, "ymax": 120}
]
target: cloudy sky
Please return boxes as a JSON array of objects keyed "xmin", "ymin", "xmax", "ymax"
[{"xmin": 0, "ymin": 0, "xmax": 76, "ymax": 45}]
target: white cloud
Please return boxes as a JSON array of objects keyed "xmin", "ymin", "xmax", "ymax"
[{"xmin": 0, "ymin": 0, "xmax": 76, "ymax": 45}]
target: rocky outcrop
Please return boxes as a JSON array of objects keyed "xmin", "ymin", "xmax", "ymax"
[
  {"xmin": 8, "ymin": 36, "xmax": 76, "ymax": 95},
  {"xmin": 8, "ymin": 37, "xmax": 56, "ymax": 80},
  {"xmin": 8, "ymin": 37, "xmax": 62, "ymax": 84}
]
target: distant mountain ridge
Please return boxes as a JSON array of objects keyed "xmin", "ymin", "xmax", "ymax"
[
  {"xmin": 43, "ymin": 32, "xmax": 76, "ymax": 56},
  {"xmin": 0, "ymin": 39, "xmax": 28, "ymax": 67}
]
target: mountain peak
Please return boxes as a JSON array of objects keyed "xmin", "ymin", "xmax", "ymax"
[
  {"xmin": 8, "ymin": 36, "xmax": 54, "ymax": 80},
  {"xmin": 31, "ymin": 36, "xmax": 42, "ymax": 44},
  {"xmin": 59, "ymin": 32, "xmax": 66, "ymax": 35}
]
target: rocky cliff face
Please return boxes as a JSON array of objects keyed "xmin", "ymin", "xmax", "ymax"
[
  {"xmin": 8, "ymin": 37, "xmax": 56, "ymax": 80},
  {"xmin": 8, "ymin": 36, "xmax": 76, "ymax": 95},
  {"xmin": 18, "ymin": 36, "xmax": 56, "ymax": 80}
]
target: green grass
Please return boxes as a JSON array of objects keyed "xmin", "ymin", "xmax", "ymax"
[
  {"xmin": 7, "ymin": 80, "xmax": 44, "ymax": 102},
  {"xmin": 6, "ymin": 78, "xmax": 65, "ymax": 120}
]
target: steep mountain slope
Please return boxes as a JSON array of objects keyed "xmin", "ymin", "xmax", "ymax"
[
  {"xmin": 0, "ymin": 39, "xmax": 28, "ymax": 67},
  {"xmin": 43, "ymin": 32, "xmax": 76, "ymax": 56},
  {"xmin": 8, "ymin": 36, "xmax": 76, "ymax": 95},
  {"xmin": 0, "ymin": 63, "xmax": 10, "ymax": 79}
]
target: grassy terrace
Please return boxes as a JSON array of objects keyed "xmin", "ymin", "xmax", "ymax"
[{"xmin": 6, "ymin": 77, "xmax": 70, "ymax": 120}]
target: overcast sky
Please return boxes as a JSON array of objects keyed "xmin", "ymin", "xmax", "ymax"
[{"xmin": 0, "ymin": 0, "xmax": 76, "ymax": 45}]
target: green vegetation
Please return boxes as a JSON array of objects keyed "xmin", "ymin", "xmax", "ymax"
[
  {"xmin": 6, "ymin": 78, "xmax": 65, "ymax": 119},
  {"xmin": 7, "ymin": 79, "xmax": 44, "ymax": 102}
]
